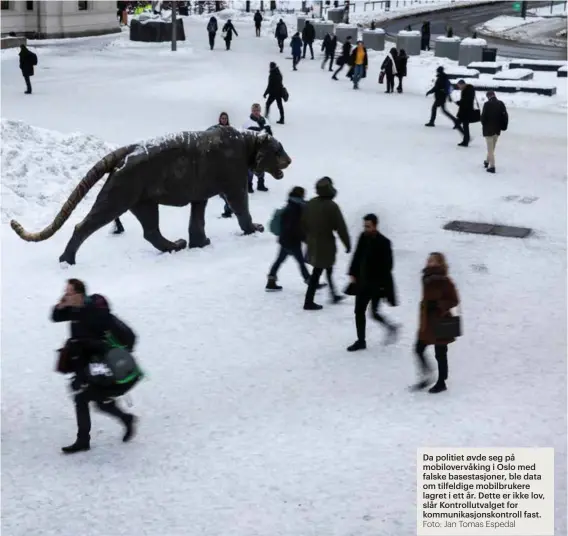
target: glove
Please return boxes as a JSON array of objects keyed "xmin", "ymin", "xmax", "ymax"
[{"xmin": 69, "ymin": 375, "xmax": 87, "ymax": 393}]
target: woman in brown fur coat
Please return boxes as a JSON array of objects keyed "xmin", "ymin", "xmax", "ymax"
[{"xmin": 413, "ymin": 252, "xmax": 459, "ymax": 393}]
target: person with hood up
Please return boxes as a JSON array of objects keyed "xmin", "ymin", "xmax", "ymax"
[
  {"xmin": 19, "ymin": 45, "xmax": 37, "ymax": 95},
  {"xmin": 275, "ymin": 18, "xmax": 288, "ymax": 53},
  {"xmin": 332, "ymin": 35, "xmax": 352, "ymax": 80},
  {"xmin": 425, "ymin": 66, "xmax": 458, "ymax": 128},
  {"xmin": 222, "ymin": 19, "xmax": 238, "ymax": 50},
  {"xmin": 207, "ymin": 16, "xmax": 218, "ymax": 50},
  {"xmin": 411, "ymin": 252, "xmax": 460, "ymax": 394},
  {"xmin": 254, "ymin": 10, "xmax": 263, "ymax": 37},
  {"xmin": 290, "ymin": 32, "xmax": 303, "ymax": 70},
  {"xmin": 301, "ymin": 20, "xmax": 316, "ymax": 59},
  {"xmin": 263, "ymin": 62, "xmax": 285, "ymax": 125},
  {"xmin": 380, "ymin": 47, "xmax": 398, "ymax": 94},
  {"xmin": 266, "ymin": 186, "xmax": 326, "ymax": 292},
  {"xmin": 349, "ymin": 40, "xmax": 368, "ymax": 90},
  {"xmin": 243, "ymin": 103, "xmax": 273, "ymax": 193},
  {"xmin": 395, "ymin": 48, "xmax": 408, "ymax": 93},
  {"xmin": 302, "ymin": 177, "xmax": 351, "ymax": 311},
  {"xmin": 212, "ymin": 112, "xmax": 234, "ymax": 217},
  {"xmin": 321, "ymin": 33, "xmax": 337, "ymax": 71}
]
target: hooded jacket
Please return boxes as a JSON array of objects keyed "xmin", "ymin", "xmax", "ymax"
[
  {"xmin": 302, "ymin": 178, "xmax": 351, "ymax": 268},
  {"xmin": 290, "ymin": 34, "xmax": 303, "ymax": 56},
  {"xmin": 279, "ymin": 196, "xmax": 306, "ymax": 249},
  {"xmin": 207, "ymin": 17, "xmax": 218, "ymax": 33},
  {"xmin": 275, "ymin": 20, "xmax": 288, "ymax": 39},
  {"xmin": 264, "ymin": 63, "xmax": 284, "ymax": 98},
  {"xmin": 19, "ymin": 45, "xmax": 37, "ymax": 77}
]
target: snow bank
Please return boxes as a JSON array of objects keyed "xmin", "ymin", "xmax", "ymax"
[
  {"xmin": 398, "ymin": 30, "xmax": 421, "ymax": 36},
  {"xmin": 436, "ymin": 36, "xmax": 462, "ymax": 42},
  {"xmin": 461, "ymin": 37, "xmax": 487, "ymax": 46},
  {"xmin": 0, "ymin": 119, "xmax": 115, "ymax": 224},
  {"xmin": 476, "ymin": 14, "xmax": 567, "ymax": 46},
  {"xmin": 529, "ymin": 3, "xmax": 567, "ymax": 17}
]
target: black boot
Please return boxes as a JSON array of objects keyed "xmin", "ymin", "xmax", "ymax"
[
  {"xmin": 303, "ymin": 302, "xmax": 323, "ymax": 310},
  {"xmin": 123, "ymin": 414, "xmax": 137, "ymax": 442},
  {"xmin": 276, "ymin": 118, "xmax": 284, "ymax": 124},
  {"xmin": 265, "ymin": 276, "xmax": 283, "ymax": 291},
  {"xmin": 257, "ymin": 178, "xmax": 268, "ymax": 192},
  {"xmin": 429, "ymin": 381, "xmax": 447, "ymax": 394},
  {"xmin": 332, "ymin": 295, "xmax": 345, "ymax": 304},
  {"xmin": 62, "ymin": 438, "xmax": 90, "ymax": 454},
  {"xmin": 221, "ymin": 209, "xmax": 232, "ymax": 218},
  {"xmin": 347, "ymin": 340, "xmax": 366, "ymax": 352},
  {"xmin": 486, "ymin": 167, "xmax": 496, "ymax": 174},
  {"xmin": 113, "ymin": 218, "xmax": 125, "ymax": 234},
  {"xmin": 248, "ymin": 184, "xmax": 254, "ymax": 194}
]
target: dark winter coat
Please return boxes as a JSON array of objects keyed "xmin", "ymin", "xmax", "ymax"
[
  {"xmin": 244, "ymin": 113, "xmax": 273, "ymax": 136},
  {"xmin": 427, "ymin": 71, "xmax": 450, "ymax": 104},
  {"xmin": 19, "ymin": 46, "xmax": 37, "ymax": 77},
  {"xmin": 322, "ymin": 34, "xmax": 337, "ymax": 54},
  {"xmin": 275, "ymin": 21, "xmax": 288, "ymax": 39},
  {"xmin": 207, "ymin": 17, "xmax": 218, "ymax": 33},
  {"xmin": 222, "ymin": 21, "xmax": 238, "ymax": 40},
  {"xmin": 302, "ymin": 22, "xmax": 315, "ymax": 43},
  {"xmin": 396, "ymin": 52, "xmax": 408, "ymax": 77},
  {"xmin": 290, "ymin": 34, "xmax": 302, "ymax": 56},
  {"xmin": 254, "ymin": 11, "xmax": 263, "ymax": 26},
  {"xmin": 380, "ymin": 53, "xmax": 397, "ymax": 75},
  {"xmin": 349, "ymin": 46, "xmax": 368, "ymax": 69},
  {"xmin": 348, "ymin": 231, "xmax": 397, "ymax": 306},
  {"xmin": 303, "ymin": 178, "xmax": 351, "ymax": 269},
  {"xmin": 481, "ymin": 96, "xmax": 508, "ymax": 137},
  {"xmin": 418, "ymin": 266, "xmax": 459, "ymax": 345},
  {"xmin": 279, "ymin": 196, "xmax": 306, "ymax": 250},
  {"xmin": 336, "ymin": 41, "xmax": 352, "ymax": 65},
  {"xmin": 264, "ymin": 65, "xmax": 284, "ymax": 99},
  {"xmin": 421, "ymin": 21, "xmax": 431, "ymax": 37},
  {"xmin": 457, "ymin": 84, "xmax": 475, "ymax": 122}
]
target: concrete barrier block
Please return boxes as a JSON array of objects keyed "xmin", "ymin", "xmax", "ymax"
[
  {"xmin": 396, "ymin": 30, "xmax": 421, "ymax": 56},
  {"xmin": 434, "ymin": 36, "xmax": 461, "ymax": 61},
  {"xmin": 335, "ymin": 24, "xmax": 357, "ymax": 43},
  {"xmin": 1, "ymin": 36, "xmax": 27, "ymax": 50},
  {"xmin": 362, "ymin": 29, "xmax": 385, "ymax": 51},
  {"xmin": 327, "ymin": 8, "xmax": 344, "ymax": 24},
  {"xmin": 314, "ymin": 21, "xmax": 334, "ymax": 41}
]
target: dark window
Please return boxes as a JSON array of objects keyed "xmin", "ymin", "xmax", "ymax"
[
  {"xmin": 78, "ymin": 1, "xmax": 89, "ymax": 10},
  {"xmin": 1, "ymin": 1, "xmax": 11, "ymax": 10},
  {"xmin": 26, "ymin": 1, "xmax": 33, "ymax": 10}
]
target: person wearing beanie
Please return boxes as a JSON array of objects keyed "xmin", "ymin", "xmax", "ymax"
[
  {"xmin": 263, "ymin": 61, "xmax": 285, "ymax": 124},
  {"xmin": 425, "ymin": 66, "xmax": 459, "ymax": 129}
]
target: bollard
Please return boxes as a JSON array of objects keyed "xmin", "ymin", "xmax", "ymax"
[
  {"xmin": 434, "ymin": 36, "xmax": 461, "ymax": 61},
  {"xmin": 362, "ymin": 28, "xmax": 385, "ymax": 51},
  {"xmin": 396, "ymin": 30, "xmax": 421, "ymax": 55},
  {"xmin": 458, "ymin": 37, "xmax": 487, "ymax": 66}
]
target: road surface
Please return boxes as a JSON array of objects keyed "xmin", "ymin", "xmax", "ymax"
[{"xmin": 382, "ymin": 1, "xmax": 567, "ymax": 60}]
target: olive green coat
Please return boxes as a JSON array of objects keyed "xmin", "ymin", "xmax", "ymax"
[{"xmin": 303, "ymin": 178, "xmax": 351, "ymax": 268}]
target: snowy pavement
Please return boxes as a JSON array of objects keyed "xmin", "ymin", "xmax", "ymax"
[{"xmin": 1, "ymin": 15, "xmax": 567, "ymax": 536}]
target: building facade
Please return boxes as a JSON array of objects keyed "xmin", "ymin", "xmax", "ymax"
[{"xmin": 1, "ymin": 1, "xmax": 120, "ymax": 38}]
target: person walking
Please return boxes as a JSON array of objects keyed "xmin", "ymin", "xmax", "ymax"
[
  {"xmin": 321, "ymin": 33, "xmax": 337, "ymax": 71},
  {"xmin": 303, "ymin": 177, "xmax": 351, "ymax": 311},
  {"xmin": 481, "ymin": 90, "xmax": 508, "ymax": 173},
  {"xmin": 264, "ymin": 61, "xmax": 285, "ymax": 125},
  {"xmin": 212, "ymin": 112, "xmax": 234, "ymax": 217},
  {"xmin": 425, "ymin": 66, "xmax": 458, "ymax": 128},
  {"xmin": 290, "ymin": 32, "xmax": 303, "ymax": 70},
  {"xmin": 19, "ymin": 45, "xmax": 37, "ymax": 95},
  {"xmin": 346, "ymin": 214, "xmax": 399, "ymax": 352},
  {"xmin": 455, "ymin": 78, "xmax": 476, "ymax": 147},
  {"xmin": 380, "ymin": 47, "xmax": 398, "ymax": 94},
  {"xmin": 207, "ymin": 16, "xmax": 218, "ymax": 50},
  {"xmin": 301, "ymin": 20, "xmax": 315, "ymax": 59},
  {"xmin": 243, "ymin": 103, "xmax": 272, "ymax": 193},
  {"xmin": 420, "ymin": 20, "xmax": 431, "ymax": 51},
  {"xmin": 275, "ymin": 18, "xmax": 288, "ymax": 53},
  {"xmin": 254, "ymin": 9, "xmax": 263, "ymax": 37},
  {"xmin": 395, "ymin": 48, "xmax": 408, "ymax": 93},
  {"xmin": 52, "ymin": 279, "xmax": 140, "ymax": 453},
  {"xmin": 411, "ymin": 252, "xmax": 460, "ymax": 393},
  {"xmin": 222, "ymin": 19, "xmax": 238, "ymax": 50},
  {"xmin": 349, "ymin": 40, "xmax": 368, "ymax": 90},
  {"xmin": 332, "ymin": 36, "xmax": 352, "ymax": 80},
  {"xmin": 266, "ymin": 186, "xmax": 326, "ymax": 291}
]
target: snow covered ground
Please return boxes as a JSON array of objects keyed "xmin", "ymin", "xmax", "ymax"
[
  {"xmin": 529, "ymin": 1, "xmax": 568, "ymax": 17},
  {"xmin": 1, "ymin": 15, "xmax": 567, "ymax": 536},
  {"xmin": 476, "ymin": 13, "xmax": 568, "ymax": 46}
]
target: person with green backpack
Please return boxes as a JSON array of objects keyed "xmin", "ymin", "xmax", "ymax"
[
  {"xmin": 52, "ymin": 279, "xmax": 142, "ymax": 454},
  {"xmin": 266, "ymin": 186, "xmax": 326, "ymax": 292}
]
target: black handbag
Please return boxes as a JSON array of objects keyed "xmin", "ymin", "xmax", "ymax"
[
  {"xmin": 434, "ymin": 308, "xmax": 462, "ymax": 340},
  {"xmin": 282, "ymin": 87, "xmax": 289, "ymax": 102},
  {"xmin": 469, "ymin": 97, "xmax": 481, "ymax": 124}
]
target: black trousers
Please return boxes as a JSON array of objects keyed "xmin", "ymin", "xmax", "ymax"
[
  {"xmin": 269, "ymin": 246, "xmax": 310, "ymax": 281},
  {"xmin": 305, "ymin": 266, "xmax": 336, "ymax": 304},
  {"xmin": 208, "ymin": 31, "xmax": 216, "ymax": 49},
  {"xmin": 354, "ymin": 292, "xmax": 388, "ymax": 341},
  {"xmin": 430, "ymin": 100, "xmax": 457, "ymax": 125},
  {"xmin": 266, "ymin": 95, "xmax": 284, "ymax": 120},
  {"xmin": 385, "ymin": 73, "xmax": 395, "ymax": 93},
  {"xmin": 292, "ymin": 54, "xmax": 301, "ymax": 70},
  {"xmin": 396, "ymin": 74, "xmax": 404, "ymax": 92},
  {"xmin": 277, "ymin": 38, "xmax": 284, "ymax": 52},
  {"xmin": 255, "ymin": 23, "xmax": 261, "ymax": 37},
  {"xmin": 415, "ymin": 340, "xmax": 448, "ymax": 382},
  {"xmin": 74, "ymin": 385, "xmax": 131, "ymax": 442},
  {"xmin": 302, "ymin": 41, "xmax": 314, "ymax": 58},
  {"xmin": 459, "ymin": 120, "xmax": 470, "ymax": 144},
  {"xmin": 225, "ymin": 38, "xmax": 231, "ymax": 50},
  {"xmin": 333, "ymin": 62, "xmax": 346, "ymax": 77},
  {"xmin": 23, "ymin": 74, "xmax": 32, "ymax": 93},
  {"xmin": 321, "ymin": 52, "xmax": 334, "ymax": 70}
]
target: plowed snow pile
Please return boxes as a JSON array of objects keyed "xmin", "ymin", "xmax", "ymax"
[{"xmin": 1, "ymin": 119, "xmax": 116, "ymax": 224}]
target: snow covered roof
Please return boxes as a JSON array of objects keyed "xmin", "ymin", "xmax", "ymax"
[
  {"xmin": 435, "ymin": 36, "xmax": 461, "ymax": 42},
  {"xmin": 460, "ymin": 37, "xmax": 488, "ymax": 46}
]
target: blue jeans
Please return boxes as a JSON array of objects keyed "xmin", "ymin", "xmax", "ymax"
[
  {"xmin": 248, "ymin": 169, "xmax": 265, "ymax": 190},
  {"xmin": 269, "ymin": 246, "xmax": 310, "ymax": 281},
  {"xmin": 353, "ymin": 64, "xmax": 364, "ymax": 87}
]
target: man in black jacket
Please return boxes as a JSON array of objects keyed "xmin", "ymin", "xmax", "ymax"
[
  {"xmin": 254, "ymin": 10, "xmax": 263, "ymax": 37},
  {"xmin": 301, "ymin": 21, "xmax": 315, "ymax": 59},
  {"xmin": 321, "ymin": 33, "xmax": 337, "ymax": 71},
  {"xmin": 332, "ymin": 36, "xmax": 352, "ymax": 80},
  {"xmin": 275, "ymin": 18, "xmax": 288, "ymax": 52},
  {"xmin": 346, "ymin": 214, "xmax": 399, "ymax": 352},
  {"xmin": 456, "ymin": 79, "xmax": 476, "ymax": 147},
  {"xmin": 264, "ymin": 61, "xmax": 285, "ymax": 125},
  {"xmin": 52, "ymin": 279, "xmax": 137, "ymax": 454},
  {"xmin": 19, "ymin": 45, "xmax": 37, "ymax": 95},
  {"xmin": 481, "ymin": 90, "xmax": 508, "ymax": 173},
  {"xmin": 425, "ymin": 66, "xmax": 458, "ymax": 129}
]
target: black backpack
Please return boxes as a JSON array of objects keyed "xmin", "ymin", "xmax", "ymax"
[{"xmin": 87, "ymin": 347, "xmax": 142, "ymax": 388}]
